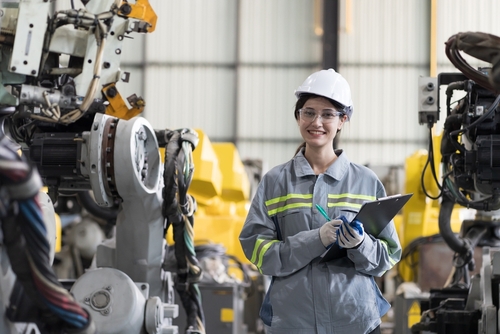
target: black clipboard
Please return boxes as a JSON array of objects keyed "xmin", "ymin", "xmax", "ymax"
[{"xmin": 319, "ymin": 193, "xmax": 413, "ymax": 263}]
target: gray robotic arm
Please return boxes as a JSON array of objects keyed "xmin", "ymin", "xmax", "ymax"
[{"xmin": 0, "ymin": 1, "xmax": 204, "ymax": 333}]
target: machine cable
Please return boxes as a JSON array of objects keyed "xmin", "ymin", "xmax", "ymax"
[
  {"xmin": 33, "ymin": 2, "xmax": 122, "ymax": 124},
  {"xmin": 398, "ymin": 233, "xmax": 443, "ymax": 283},
  {"xmin": 420, "ymin": 122, "xmax": 445, "ymax": 200},
  {"xmin": 0, "ymin": 134, "xmax": 94, "ymax": 333},
  {"xmin": 158, "ymin": 128, "xmax": 206, "ymax": 334}
]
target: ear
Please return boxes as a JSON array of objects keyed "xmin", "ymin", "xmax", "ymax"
[{"xmin": 338, "ymin": 115, "xmax": 347, "ymax": 130}]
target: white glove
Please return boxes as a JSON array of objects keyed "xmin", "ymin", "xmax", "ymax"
[
  {"xmin": 337, "ymin": 220, "xmax": 365, "ymax": 249},
  {"xmin": 319, "ymin": 220, "xmax": 342, "ymax": 247}
]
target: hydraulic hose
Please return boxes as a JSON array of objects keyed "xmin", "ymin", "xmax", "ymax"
[
  {"xmin": 76, "ymin": 191, "xmax": 119, "ymax": 222},
  {"xmin": 439, "ymin": 194, "xmax": 468, "ymax": 255}
]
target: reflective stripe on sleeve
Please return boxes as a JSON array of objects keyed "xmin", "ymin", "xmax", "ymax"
[
  {"xmin": 250, "ymin": 238, "xmax": 279, "ymax": 272},
  {"xmin": 379, "ymin": 239, "xmax": 397, "ymax": 267},
  {"xmin": 265, "ymin": 194, "xmax": 313, "ymax": 215}
]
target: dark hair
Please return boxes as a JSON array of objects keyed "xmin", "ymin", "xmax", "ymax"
[{"xmin": 294, "ymin": 93, "xmax": 344, "ymax": 155}]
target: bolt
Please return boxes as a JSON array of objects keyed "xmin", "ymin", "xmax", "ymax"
[
  {"xmin": 103, "ymin": 62, "xmax": 110, "ymax": 69},
  {"xmin": 120, "ymin": 4, "xmax": 132, "ymax": 15},
  {"xmin": 107, "ymin": 87, "xmax": 117, "ymax": 98},
  {"xmin": 31, "ymin": 70, "xmax": 36, "ymax": 75},
  {"xmin": 115, "ymin": 49, "xmax": 121, "ymax": 55},
  {"xmin": 93, "ymin": 123, "xmax": 99, "ymax": 130},
  {"xmin": 11, "ymin": 66, "xmax": 16, "ymax": 72}
]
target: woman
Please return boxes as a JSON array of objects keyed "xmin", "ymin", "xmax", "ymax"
[{"xmin": 239, "ymin": 69, "xmax": 401, "ymax": 334}]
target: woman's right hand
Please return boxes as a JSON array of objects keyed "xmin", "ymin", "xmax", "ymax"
[{"xmin": 319, "ymin": 220, "xmax": 342, "ymax": 247}]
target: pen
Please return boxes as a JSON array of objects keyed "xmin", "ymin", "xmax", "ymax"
[{"xmin": 315, "ymin": 204, "xmax": 331, "ymax": 221}]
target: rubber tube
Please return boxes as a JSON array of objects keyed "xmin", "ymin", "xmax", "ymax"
[{"xmin": 439, "ymin": 194, "xmax": 468, "ymax": 254}]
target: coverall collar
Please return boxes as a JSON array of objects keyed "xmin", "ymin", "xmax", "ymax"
[{"xmin": 294, "ymin": 148, "xmax": 349, "ymax": 180}]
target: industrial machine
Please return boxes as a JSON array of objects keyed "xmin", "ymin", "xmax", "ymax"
[
  {"xmin": 409, "ymin": 32, "xmax": 500, "ymax": 334},
  {"xmin": 0, "ymin": 1, "xmax": 206, "ymax": 333}
]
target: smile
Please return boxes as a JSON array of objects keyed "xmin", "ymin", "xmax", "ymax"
[{"xmin": 308, "ymin": 130, "xmax": 326, "ymax": 135}]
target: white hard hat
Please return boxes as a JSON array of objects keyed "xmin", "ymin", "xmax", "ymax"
[{"xmin": 295, "ymin": 68, "xmax": 353, "ymax": 120}]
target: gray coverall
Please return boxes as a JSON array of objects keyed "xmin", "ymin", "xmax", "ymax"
[{"xmin": 239, "ymin": 149, "xmax": 402, "ymax": 334}]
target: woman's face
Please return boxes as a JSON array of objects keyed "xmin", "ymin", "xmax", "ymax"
[{"xmin": 297, "ymin": 96, "xmax": 347, "ymax": 151}]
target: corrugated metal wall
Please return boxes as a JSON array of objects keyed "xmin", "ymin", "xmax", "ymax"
[
  {"xmin": 336, "ymin": 0, "xmax": 429, "ymax": 166},
  {"xmin": 115, "ymin": 0, "xmax": 500, "ymax": 173},
  {"xmin": 135, "ymin": 0, "xmax": 322, "ymax": 172}
]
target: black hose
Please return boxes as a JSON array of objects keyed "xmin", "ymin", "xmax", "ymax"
[
  {"xmin": 76, "ymin": 191, "xmax": 119, "ymax": 222},
  {"xmin": 439, "ymin": 194, "xmax": 468, "ymax": 255}
]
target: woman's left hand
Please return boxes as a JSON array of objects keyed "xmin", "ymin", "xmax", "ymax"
[{"xmin": 337, "ymin": 219, "xmax": 365, "ymax": 249}]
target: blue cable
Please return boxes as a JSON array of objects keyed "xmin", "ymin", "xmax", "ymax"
[
  {"xmin": 44, "ymin": 300, "xmax": 88, "ymax": 329},
  {"xmin": 19, "ymin": 200, "xmax": 51, "ymax": 254},
  {"xmin": 19, "ymin": 200, "xmax": 47, "ymax": 237}
]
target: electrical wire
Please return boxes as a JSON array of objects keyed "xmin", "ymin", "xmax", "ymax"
[
  {"xmin": 420, "ymin": 124, "xmax": 443, "ymax": 200},
  {"xmin": 161, "ymin": 128, "xmax": 205, "ymax": 334},
  {"xmin": 0, "ymin": 134, "xmax": 91, "ymax": 331},
  {"xmin": 31, "ymin": 5, "xmax": 118, "ymax": 125},
  {"xmin": 448, "ymin": 93, "xmax": 500, "ymax": 141}
]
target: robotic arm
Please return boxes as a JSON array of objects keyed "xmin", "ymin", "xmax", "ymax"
[
  {"xmin": 1, "ymin": 1, "xmax": 205, "ymax": 333},
  {"xmin": 413, "ymin": 32, "xmax": 500, "ymax": 334}
]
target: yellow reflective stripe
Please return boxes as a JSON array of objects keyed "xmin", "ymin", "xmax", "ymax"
[
  {"xmin": 265, "ymin": 193, "xmax": 313, "ymax": 206},
  {"xmin": 250, "ymin": 239, "xmax": 279, "ymax": 272},
  {"xmin": 327, "ymin": 193, "xmax": 376, "ymax": 209},
  {"xmin": 250, "ymin": 238, "xmax": 279, "ymax": 270},
  {"xmin": 268, "ymin": 203, "xmax": 312, "ymax": 215},
  {"xmin": 256, "ymin": 240, "xmax": 279, "ymax": 271},
  {"xmin": 250, "ymin": 238, "xmax": 266, "ymax": 264},
  {"xmin": 380, "ymin": 239, "xmax": 397, "ymax": 267},
  {"xmin": 266, "ymin": 193, "xmax": 313, "ymax": 215},
  {"xmin": 327, "ymin": 202, "xmax": 362, "ymax": 209},
  {"xmin": 327, "ymin": 193, "xmax": 376, "ymax": 201}
]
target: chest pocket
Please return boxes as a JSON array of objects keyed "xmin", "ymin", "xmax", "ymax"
[
  {"xmin": 275, "ymin": 208, "xmax": 310, "ymax": 239},
  {"xmin": 266, "ymin": 193, "xmax": 313, "ymax": 239}
]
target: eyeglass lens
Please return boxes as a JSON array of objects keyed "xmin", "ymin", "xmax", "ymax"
[{"xmin": 299, "ymin": 108, "xmax": 341, "ymax": 123}]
